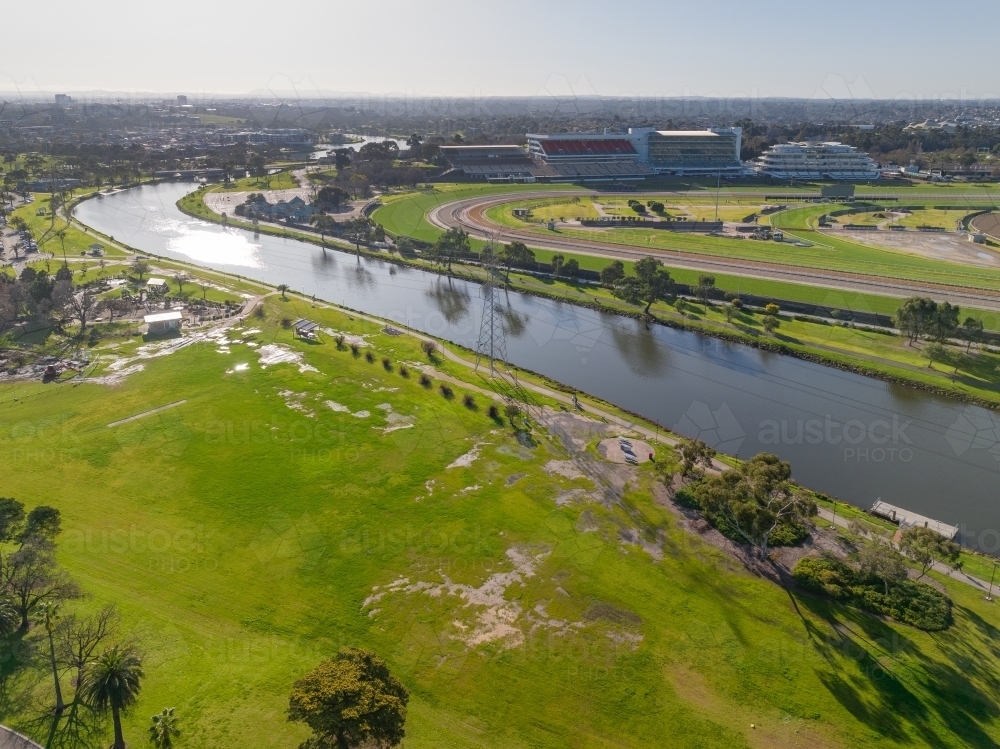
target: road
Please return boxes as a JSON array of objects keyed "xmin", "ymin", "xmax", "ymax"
[{"xmin": 429, "ymin": 190, "xmax": 1000, "ymax": 311}]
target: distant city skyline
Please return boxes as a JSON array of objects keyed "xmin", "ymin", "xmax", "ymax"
[{"xmin": 2, "ymin": 0, "xmax": 1000, "ymax": 100}]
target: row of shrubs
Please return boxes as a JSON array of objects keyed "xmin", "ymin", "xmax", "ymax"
[
  {"xmin": 332, "ymin": 334, "xmax": 514, "ymax": 422},
  {"xmin": 793, "ymin": 556, "xmax": 952, "ymax": 631}
]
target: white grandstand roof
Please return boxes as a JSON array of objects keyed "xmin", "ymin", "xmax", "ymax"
[{"xmin": 655, "ymin": 130, "xmax": 721, "ymax": 136}]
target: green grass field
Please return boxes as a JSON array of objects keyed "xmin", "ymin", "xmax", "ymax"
[
  {"xmin": 2, "ymin": 297, "xmax": 1000, "ymax": 748},
  {"xmin": 218, "ymin": 171, "xmax": 301, "ymax": 192},
  {"xmin": 493, "ymin": 201, "xmax": 1000, "ymax": 291},
  {"xmin": 11, "ymin": 193, "xmax": 129, "ymax": 260}
]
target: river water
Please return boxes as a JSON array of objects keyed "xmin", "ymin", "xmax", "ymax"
[{"xmin": 74, "ymin": 183, "xmax": 1000, "ymax": 549}]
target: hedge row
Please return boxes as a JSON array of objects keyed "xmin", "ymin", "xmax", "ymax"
[{"xmin": 793, "ymin": 557, "xmax": 952, "ymax": 631}]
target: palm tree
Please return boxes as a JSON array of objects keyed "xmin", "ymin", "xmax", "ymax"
[
  {"xmin": 277, "ymin": 284, "xmax": 289, "ymax": 300},
  {"xmin": 149, "ymin": 707, "xmax": 180, "ymax": 748},
  {"xmin": 81, "ymin": 644, "xmax": 144, "ymax": 749},
  {"xmin": 34, "ymin": 601, "xmax": 65, "ymax": 715},
  {"xmin": 0, "ymin": 598, "xmax": 18, "ymax": 637}
]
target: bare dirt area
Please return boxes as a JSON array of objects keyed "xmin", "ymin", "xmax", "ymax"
[
  {"xmin": 824, "ymin": 226, "xmax": 1000, "ymax": 268},
  {"xmin": 597, "ymin": 437, "xmax": 654, "ymax": 464}
]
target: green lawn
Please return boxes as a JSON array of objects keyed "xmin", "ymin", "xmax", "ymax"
[
  {"xmin": 218, "ymin": 171, "xmax": 301, "ymax": 192},
  {"xmin": 11, "ymin": 193, "xmax": 129, "ymax": 260},
  {"xmin": 2, "ymin": 298, "xmax": 1000, "ymax": 748},
  {"xmin": 495, "ymin": 202, "xmax": 1000, "ymax": 291}
]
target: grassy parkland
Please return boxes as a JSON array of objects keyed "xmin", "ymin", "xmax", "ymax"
[{"xmin": 2, "ymin": 294, "xmax": 1000, "ymax": 748}]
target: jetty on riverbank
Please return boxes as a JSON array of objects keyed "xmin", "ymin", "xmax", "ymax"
[{"xmin": 871, "ymin": 500, "xmax": 959, "ymax": 540}]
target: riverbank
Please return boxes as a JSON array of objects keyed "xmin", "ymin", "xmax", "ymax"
[
  {"xmin": 172, "ymin": 184, "xmax": 1000, "ymax": 409},
  {"xmin": 4, "ymin": 292, "xmax": 1000, "ymax": 749}
]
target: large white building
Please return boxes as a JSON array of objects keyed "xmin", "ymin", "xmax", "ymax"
[{"xmin": 755, "ymin": 141, "xmax": 879, "ymax": 181}]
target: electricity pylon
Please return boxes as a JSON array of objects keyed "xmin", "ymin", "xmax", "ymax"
[{"xmin": 474, "ymin": 233, "xmax": 513, "ymax": 381}]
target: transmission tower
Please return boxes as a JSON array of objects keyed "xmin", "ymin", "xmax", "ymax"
[{"xmin": 474, "ymin": 233, "xmax": 513, "ymax": 380}]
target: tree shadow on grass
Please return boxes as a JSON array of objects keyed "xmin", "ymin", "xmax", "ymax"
[
  {"xmin": 0, "ymin": 632, "xmax": 43, "ymax": 719},
  {"xmin": 19, "ymin": 699, "xmax": 109, "ymax": 749},
  {"xmin": 792, "ymin": 589, "xmax": 1000, "ymax": 747}
]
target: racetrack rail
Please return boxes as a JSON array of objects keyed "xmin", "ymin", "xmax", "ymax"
[{"xmin": 428, "ymin": 190, "xmax": 1000, "ymax": 311}]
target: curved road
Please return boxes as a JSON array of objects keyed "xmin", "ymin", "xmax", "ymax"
[{"xmin": 429, "ymin": 190, "xmax": 1000, "ymax": 311}]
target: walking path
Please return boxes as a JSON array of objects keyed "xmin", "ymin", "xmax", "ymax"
[{"xmin": 816, "ymin": 506, "xmax": 995, "ymax": 594}]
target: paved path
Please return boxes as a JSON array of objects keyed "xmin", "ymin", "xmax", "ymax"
[
  {"xmin": 106, "ymin": 399, "xmax": 188, "ymax": 428},
  {"xmin": 816, "ymin": 506, "xmax": 996, "ymax": 594}
]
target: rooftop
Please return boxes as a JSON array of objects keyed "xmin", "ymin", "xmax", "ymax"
[{"xmin": 144, "ymin": 311, "xmax": 183, "ymax": 323}]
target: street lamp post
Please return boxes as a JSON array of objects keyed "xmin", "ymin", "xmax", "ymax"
[{"xmin": 987, "ymin": 560, "xmax": 998, "ymax": 602}]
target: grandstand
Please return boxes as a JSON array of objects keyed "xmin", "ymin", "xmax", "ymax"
[
  {"xmin": 646, "ymin": 128, "xmax": 744, "ymax": 176},
  {"xmin": 444, "ymin": 126, "xmax": 893, "ymax": 184},
  {"xmin": 438, "ymin": 145, "xmax": 537, "ymax": 182},
  {"xmin": 525, "ymin": 132, "xmax": 653, "ymax": 181},
  {"xmin": 755, "ymin": 142, "xmax": 880, "ymax": 181}
]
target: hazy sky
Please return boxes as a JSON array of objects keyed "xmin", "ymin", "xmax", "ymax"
[{"xmin": 3, "ymin": 0, "xmax": 1000, "ymax": 100}]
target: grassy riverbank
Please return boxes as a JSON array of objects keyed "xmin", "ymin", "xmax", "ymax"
[
  {"xmin": 3, "ymin": 296, "xmax": 1000, "ymax": 748},
  {"xmin": 173, "ymin": 185, "xmax": 1000, "ymax": 407}
]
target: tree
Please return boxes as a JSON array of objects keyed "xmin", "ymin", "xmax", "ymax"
[
  {"xmin": 895, "ymin": 296, "xmax": 937, "ymax": 344},
  {"xmin": 199, "ymin": 283, "xmax": 210, "ymax": 301},
  {"xmin": 614, "ymin": 256, "xmax": 673, "ymax": 314},
  {"xmin": 172, "ymin": 273, "xmax": 188, "ymax": 294},
  {"xmin": 316, "ymin": 185, "xmax": 350, "ymax": 210},
  {"xmin": 149, "ymin": 707, "xmax": 180, "ymax": 749},
  {"xmin": 504, "ymin": 403, "xmax": 521, "ymax": 427},
  {"xmin": 930, "ymin": 301, "xmax": 960, "ymax": 342},
  {"xmin": 2, "ymin": 539, "xmax": 79, "ymax": 631},
  {"xmin": 900, "ymin": 526, "xmax": 961, "ymax": 579},
  {"xmin": 696, "ymin": 274, "xmax": 716, "ymax": 309},
  {"xmin": 550, "ymin": 254, "xmax": 565, "ymax": 278},
  {"xmin": 129, "ymin": 256, "xmax": 150, "ymax": 281},
  {"xmin": 925, "ymin": 341, "xmax": 947, "ymax": 368},
  {"xmin": 498, "ymin": 241, "xmax": 534, "ymax": 282},
  {"xmin": 64, "ymin": 286, "xmax": 106, "ymax": 335},
  {"xmin": 762, "ymin": 314, "xmax": 780, "ymax": 336},
  {"xmin": 0, "ymin": 597, "xmax": 18, "ymax": 638},
  {"xmin": 600, "ymin": 260, "xmax": 625, "ymax": 286},
  {"xmin": 725, "ymin": 302, "xmax": 738, "ymax": 323},
  {"xmin": 277, "ymin": 284, "xmax": 289, "ymax": 301},
  {"xmin": 334, "ymin": 149, "xmax": 351, "ymax": 171},
  {"xmin": 857, "ymin": 542, "xmax": 908, "ymax": 595},
  {"xmin": 679, "ymin": 439, "xmax": 716, "ymax": 477},
  {"xmin": 430, "ymin": 228, "xmax": 469, "ymax": 274},
  {"xmin": 58, "ymin": 604, "xmax": 120, "ymax": 704},
  {"xmin": 82, "ymin": 644, "xmax": 144, "ymax": 749},
  {"xmin": 0, "ymin": 497, "xmax": 26, "ymax": 547},
  {"xmin": 962, "ymin": 316, "xmax": 984, "ymax": 352},
  {"xmin": 35, "ymin": 601, "xmax": 65, "ymax": 714},
  {"xmin": 312, "ymin": 215, "xmax": 337, "ymax": 244},
  {"xmin": 21, "ymin": 505, "xmax": 61, "ymax": 544},
  {"xmin": 692, "ymin": 453, "xmax": 816, "ymax": 558},
  {"xmin": 288, "ymin": 647, "xmax": 409, "ymax": 749},
  {"xmin": 562, "ymin": 258, "xmax": 580, "ymax": 278}
]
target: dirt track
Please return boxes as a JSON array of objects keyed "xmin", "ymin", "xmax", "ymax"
[{"xmin": 430, "ymin": 191, "xmax": 1000, "ymax": 310}]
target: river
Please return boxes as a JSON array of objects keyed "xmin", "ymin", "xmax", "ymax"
[{"xmin": 74, "ymin": 182, "xmax": 1000, "ymax": 550}]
